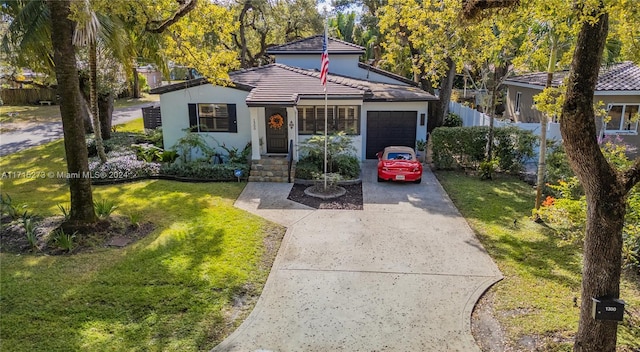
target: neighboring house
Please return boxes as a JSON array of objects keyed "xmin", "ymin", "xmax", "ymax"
[
  {"xmin": 138, "ymin": 65, "xmax": 163, "ymax": 89},
  {"xmin": 151, "ymin": 36, "xmax": 436, "ymax": 168},
  {"xmin": 503, "ymin": 62, "xmax": 640, "ymax": 153}
]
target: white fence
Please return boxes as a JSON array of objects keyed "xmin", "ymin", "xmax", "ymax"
[{"xmin": 448, "ymin": 101, "xmax": 562, "ymax": 140}]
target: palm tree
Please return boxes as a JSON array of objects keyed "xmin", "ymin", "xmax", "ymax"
[{"xmin": 74, "ymin": 0, "xmax": 107, "ymax": 163}]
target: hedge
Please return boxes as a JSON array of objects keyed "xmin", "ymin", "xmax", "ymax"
[{"xmin": 432, "ymin": 126, "xmax": 537, "ymax": 173}]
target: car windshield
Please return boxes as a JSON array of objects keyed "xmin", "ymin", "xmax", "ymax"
[{"xmin": 386, "ymin": 152, "xmax": 414, "ymax": 160}]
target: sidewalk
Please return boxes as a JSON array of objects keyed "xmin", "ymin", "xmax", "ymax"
[{"xmin": 215, "ymin": 163, "xmax": 502, "ymax": 351}]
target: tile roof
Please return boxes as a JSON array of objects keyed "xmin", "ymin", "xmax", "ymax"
[
  {"xmin": 229, "ymin": 64, "xmax": 436, "ymax": 105},
  {"xmin": 266, "ymin": 35, "xmax": 365, "ymax": 55},
  {"xmin": 151, "ymin": 64, "xmax": 437, "ymax": 105},
  {"xmin": 504, "ymin": 61, "xmax": 640, "ymax": 91}
]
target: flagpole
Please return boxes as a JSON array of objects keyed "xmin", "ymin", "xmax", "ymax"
[{"xmin": 323, "ymin": 15, "xmax": 328, "ymax": 191}]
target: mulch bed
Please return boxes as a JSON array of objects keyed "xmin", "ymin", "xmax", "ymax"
[
  {"xmin": 287, "ymin": 183, "xmax": 363, "ymax": 210},
  {"xmin": 0, "ymin": 214, "xmax": 154, "ymax": 255}
]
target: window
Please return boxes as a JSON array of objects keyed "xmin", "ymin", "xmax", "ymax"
[
  {"xmin": 604, "ymin": 104, "xmax": 639, "ymax": 134},
  {"xmin": 188, "ymin": 103, "xmax": 237, "ymax": 133},
  {"xmin": 515, "ymin": 92, "xmax": 522, "ymax": 113},
  {"xmin": 297, "ymin": 105, "xmax": 360, "ymax": 135}
]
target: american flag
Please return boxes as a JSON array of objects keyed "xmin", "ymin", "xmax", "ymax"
[{"xmin": 320, "ymin": 30, "xmax": 329, "ymax": 86}]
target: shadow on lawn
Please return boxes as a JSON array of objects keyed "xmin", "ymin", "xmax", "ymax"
[
  {"xmin": 437, "ymin": 171, "xmax": 582, "ymax": 289},
  {"xmin": 65, "ymin": 225, "xmax": 241, "ymax": 351}
]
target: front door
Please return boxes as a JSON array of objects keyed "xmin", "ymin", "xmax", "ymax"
[{"xmin": 265, "ymin": 107, "xmax": 288, "ymax": 153}]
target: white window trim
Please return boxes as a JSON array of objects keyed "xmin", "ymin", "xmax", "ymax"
[
  {"xmin": 515, "ymin": 92, "xmax": 522, "ymax": 115},
  {"xmin": 603, "ymin": 103, "xmax": 639, "ymax": 135}
]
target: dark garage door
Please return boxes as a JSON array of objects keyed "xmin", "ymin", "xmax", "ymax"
[{"xmin": 366, "ymin": 111, "xmax": 417, "ymax": 159}]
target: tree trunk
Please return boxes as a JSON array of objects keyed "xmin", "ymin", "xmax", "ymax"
[
  {"xmin": 429, "ymin": 57, "xmax": 456, "ymax": 133},
  {"xmin": 535, "ymin": 33, "xmax": 558, "ymax": 211},
  {"xmin": 132, "ymin": 66, "xmax": 140, "ymax": 98},
  {"xmin": 485, "ymin": 68, "xmax": 499, "ymax": 164},
  {"xmin": 98, "ymin": 93, "xmax": 114, "ymax": 140},
  {"xmin": 48, "ymin": 0, "xmax": 97, "ymax": 225},
  {"xmin": 89, "ymin": 41, "xmax": 107, "ymax": 163},
  {"xmin": 79, "ymin": 89, "xmax": 93, "ymax": 134},
  {"xmin": 560, "ymin": 10, "xmax": 624, "ymax": 352}
]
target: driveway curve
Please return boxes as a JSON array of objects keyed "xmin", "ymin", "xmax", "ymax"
[{"xmin": 219, "ymin": 162, "xmax": 502, "ymax": 351}]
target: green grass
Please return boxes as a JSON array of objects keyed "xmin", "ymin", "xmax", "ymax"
[
  {"xmin": 0, "ymin": 93, "xmax": 158, "ymax": 126},
  {"xmin": 0, "ymin": 121, "xmax": 282, "ymax": 351},
  {"xmin": 436, "ymin": 171, "xmax": 640, "ymax": 350}
]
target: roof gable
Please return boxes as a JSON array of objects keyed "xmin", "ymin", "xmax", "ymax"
[
  {"xmin": 504, "ymin": 61, "xmax": 640, "ymax": 91},
  {"xmin": 266, "ymin": 35, "xmax": 365, "ymax": 55}
]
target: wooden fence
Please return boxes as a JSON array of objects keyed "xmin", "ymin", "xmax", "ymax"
[
  {"xmin": 142, "ymin": 106, "xmax": 162, "ymax": 129},
  {"xmin": 1, "ymin": 88, "xmax": 56, "ymax": 105}
]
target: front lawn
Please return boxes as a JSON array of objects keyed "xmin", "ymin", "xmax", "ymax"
[
  {"xmin": 436, "ymin": 171, "xmax": 640, "ymax": 351},
  {"xmin": 0, "ymin": 121, "xmax": 283, "ymax": 351},
  {"xmin": 0, "ymin": 93, "xmax": 158, "ymax": 126}
]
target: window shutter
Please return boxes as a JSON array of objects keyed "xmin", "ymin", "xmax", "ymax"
[
  {"xmin": 188, "ymin": 104, "xmax": 198, "ymax": 132},
  {"xmin": 228, "ymin": 104, "xmax": 237, "ymax": 133}
]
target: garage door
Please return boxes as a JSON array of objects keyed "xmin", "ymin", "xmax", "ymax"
[{"xmin": 366, "ymin": 111, "xmax": 417, "ymax": 159}]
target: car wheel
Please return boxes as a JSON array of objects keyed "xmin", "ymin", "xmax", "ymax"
[
  {"xmin": 414, "ymin": 178, "xmax": 422, "ymax": 184},
  {"xmin": 377, "ymin": 176, "xmax": 384, "ymax": 182}
]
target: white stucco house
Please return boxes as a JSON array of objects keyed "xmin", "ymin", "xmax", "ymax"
[{"xmin": 151, "ymin": 36, "xmax": 436, "ymax": 180}]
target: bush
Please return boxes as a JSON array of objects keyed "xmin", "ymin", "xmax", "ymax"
[
  {"xmin": 332, "ymin": 154, "xmax": 361, "ymax": 179},
  {"xmin": 297, "ymin": 132, "xmax": 359, "ymax": 179},
  {"xmin": 87, "ymin": 139, "xmax": 112, "ymax": 157},
  {"xmin": 140, "ymin": 127, "xmax": 164, "ymax": 148},
  {"xmin": 494, "ymin": 126, "xmax": 537, "ymax": 173},
  {"xmin": 295, "ymin": 160, "xmax": 321, "ymax": 180},
  {"xmin": 217, "ymin": 141, "xmax": 251, "ymax": 164},
  {"xmin": 173, "ymin": 129, "xmax": 216, "ymax": 164},
  {"xmin": 538, "ymin": 141, "xmax": 640, "ymax": 270},
  {"xmin": 443, "ymin": 112, "xmax": 463, "ymax": 127},
  {"xmin": 431, "ymin": 126, "xmax": 536, "ymax": 173},
  {"xmin": 161, "ymin": 162, "xmax": 250, "ymax": 180},
  {"xmin": 89, "ymin": 151, "xmax": 161, "ymax": 180}
]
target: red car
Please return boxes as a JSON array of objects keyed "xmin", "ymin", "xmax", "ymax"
[{"xmin": 376, "ymin": 146, "xmax": 423, "ymax": 183}]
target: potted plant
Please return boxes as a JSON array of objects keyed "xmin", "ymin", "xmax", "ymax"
[{"xmin": 416, "ymin": 139, "xmax": 427, "ymax": 163}]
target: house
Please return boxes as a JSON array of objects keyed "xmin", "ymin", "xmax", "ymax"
[
  {"xmin": 503, "ymin": 62, "xmax": 640, "ymax": 153},
  {"xmin": 150, "ymin": 36, "xmax": 436, "ymax": 180},
  {"xmin": 137, "ymin": 65, "xmax": 163, "ymax": 89}
]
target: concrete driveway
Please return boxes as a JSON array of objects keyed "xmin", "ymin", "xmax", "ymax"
[{"xmin": 219, "ymin": 162, "xmax": 502, "ymax": 351}]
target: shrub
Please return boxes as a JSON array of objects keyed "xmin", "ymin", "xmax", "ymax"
[
  {"xmin": 57, "ymin": 203, "xmax": 70, "ymax": 221},
  {"xmin": 132, "ymin": 143, "xmax": 164, "ymax": 162},
  {"xmin": 217, "ymin": 141, "xmax": 252, "ymax": 164},
  {"xmin": 94, "ymin": 199, "xmax": 118, "ymax": 220},
  {"xmin": 538, "ymin": 141, "xmax": 640, "ymax": 270},
  {"xmin": 142, "ymin": 127, "xmax": 164, "ymax": 148},
  {"xmin": 494, "ymin": 126, "xmax": 537, "ymax": 174},
  {"xmin": 443, "ymin": 112, "xmax": 463, "ymax": 127},
  {"xmin": 23, "ymin": 217, "xmax": 37, "ymax": 251},
  {"xmin": 173, "ymin": 129, "xmax": 216, "ymax": 164},
  {"xmin": 0, "ymin": 193, "xmax": 29, "ymax": 220},
  {"xmin": 431, "ymin": 126, "xmax": 536, "ymax": 173},
  {"xmin": 297, "ymin": 132, "xmax": 359, "ymax": 179},
  {"xmin": 87, "ymin": 139, "xmax": 112, "ymax": 157},
  {"xmin": 295, "ymin": 160, "xmax": 321, "ymax": 180},
  {"xmin": 332, "ymin": 154, "xmax": 361, "ymax": 179},
  {"xmin": 52, "ymin": 229, "xmax": 76, "ymax": 253},
  {"xmin": 161, "ymin": 162, "xmax": 250, "ymax": 180},
  {"xmin": 89, "ymin": 151, "xmax": 161, "ymax": 180}
]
